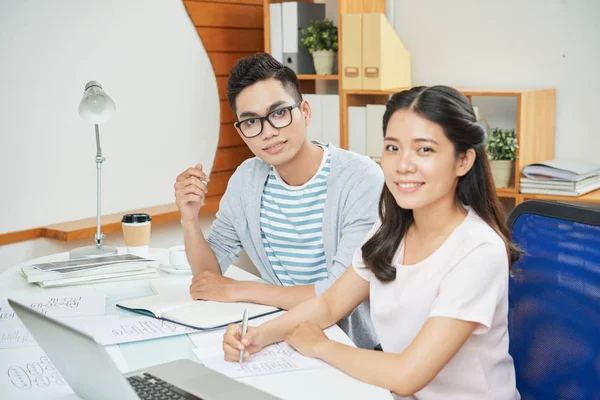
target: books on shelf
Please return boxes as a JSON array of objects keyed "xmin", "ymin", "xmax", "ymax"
[
  {"xmin": 21, "ymin": 254, "xmax": 159, "ymax": 287},
  {"xmin": 522, "ymin": 159, "xmax": 600, "ymax": 182},
  {"xmin": 520, "ymin": 159, "xmax": 600, "ymax": 197}
]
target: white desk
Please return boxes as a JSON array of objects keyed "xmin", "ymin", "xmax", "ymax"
[{"xmin": 0, "ymin": 248, "xmax": 392, "ymax": 400}]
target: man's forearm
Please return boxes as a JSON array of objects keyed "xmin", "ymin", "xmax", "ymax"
[
  {"xmin": 181, "ymin": 218, "xmax": 221, "ymax": 276},
  {"xmin": 236, "ymin": 281, "xmax": 316, "ymax": 310}
]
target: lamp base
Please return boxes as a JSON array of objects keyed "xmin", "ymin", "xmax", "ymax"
[{"xmin": 69, "ymin": 245, "xmax": 118, "ymax": 260}]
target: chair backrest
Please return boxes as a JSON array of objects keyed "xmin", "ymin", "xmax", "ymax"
[{"xmin": 507, "ymin": 200, "xmax": 600, "ymax": 399}]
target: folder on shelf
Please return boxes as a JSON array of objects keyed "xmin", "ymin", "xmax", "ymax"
[
  {"xmin": 321, "ymin": 94, "xmax": 340, "ymax": 148},
  {"xmin": 348, "ymin": 106, "xmax": 367, "ymax": 155},
  {"xmin": 304, "ymin": 94, "xmax": 323, "ymax": 143},
  {"xmin": 341, "ymin": 14, "xmax": 362, "ymax": 89},
  {"xmin": 282, "ymin": 2, "xmax": 325, "ymax": 74},
  {"xmin": 366, "ymin": 104, "xmax": 386, "ymax": 160},
  {"xmin": 269, "ymin": 3, "xmax": 283, "ymax": 63},
  {"xmin": 362, "ymin": 13, "xmax": 411, "ymax": 90}
]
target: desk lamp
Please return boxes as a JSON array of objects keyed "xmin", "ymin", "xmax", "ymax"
[{"xmin": 69, "ymin": 81, "xmax": 118, "ymax": 259}]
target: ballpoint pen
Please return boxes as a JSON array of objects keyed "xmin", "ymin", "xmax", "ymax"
[{"xmin": 239, "ymin": 308, "xmax": 249, "ymax": 363}]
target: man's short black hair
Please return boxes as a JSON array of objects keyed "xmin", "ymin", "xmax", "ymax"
[{"xmin": 227, "ymin": 52, "xmax": 302, "ymax": 114}]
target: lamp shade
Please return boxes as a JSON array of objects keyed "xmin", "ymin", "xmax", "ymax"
[{"xmin": 78, "ymin": 81, "xmax": 116, "ymax": 124}]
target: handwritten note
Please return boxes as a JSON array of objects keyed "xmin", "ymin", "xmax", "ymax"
[
  {"xmin": 194, "ymin": 342, "xmax": 327, "ymax": 378},
  {"xmin": 0, "ymin": 315, "xmax": 119, "ymax": 349},
  {"xmin": 0, "ymin": 347, "xmax": 73, "ymax": 399},
  {"xmin": 91, "ymin": 316, "xmax": 198, "ymax": 345},
  {"xmin": 3, "ymin": 291, "xmax": 106, "ymax": 320},
  {"xmin": 0, "ymin": 320, "xmax": 37, "ymax": 349}
]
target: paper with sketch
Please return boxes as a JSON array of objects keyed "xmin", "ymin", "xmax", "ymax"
[
  {"xmin": 0, "ymin": 346, "xmax": 73, "ymax": 399},
  {"xmin": 0, "ymin": 315, "xmax": 118, "ymax": 349},
  {"xmin": 194, "ymin": 342, "xmax": 328, "ymax": 378},
  {"xmin": 3, "ymin": 290, "xmax": 106, "ymax": 320},
  {"xmin": 91, "ymin": 315, "xmax": 199, "ymax": 345},
  {"xmin": 0, "ymin": 319, "xmax": 37, "ymax": 348}
]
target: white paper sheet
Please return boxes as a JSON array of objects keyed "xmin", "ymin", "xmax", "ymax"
[
  {"xmin": 0, "ymin": 319, "xmax": 37, "ymax": 348},
  {"xmin": 189, "ymin": 329, "xmax": 228, "ymax": 359},
  {"xmin": 0, "ymin": 347, "xmax": 74, "ymax": 399},
  {"xmin": 0, "ymin": 315, "xmax": 119, "ymax": 349},
  {"xmin": 194, "ymin": 342, "xmax": 327, "ymax": 378},
  {"xmin": 91, "ymin": 315, "xmax": 199, "ymax": 345},
  {"xmin": 105, "ymin": 344, "xmax": 129, "ymax": 373},
  {"xmin": 3, "ymin": 290, "xmax": 106, "ymax": 320}
]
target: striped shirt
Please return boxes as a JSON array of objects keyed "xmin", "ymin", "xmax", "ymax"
[{"xmin": 260, "ymin": 147, "xmax": 331, "ymax": 286}]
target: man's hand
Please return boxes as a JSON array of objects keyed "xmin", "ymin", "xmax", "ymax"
[
  {"xmin": 285, "ymin": 321, "xmax": 330, "ymax": 359},
  {"xmin": 189, "ymin": 271, "xmax": 239, "ymax": 302},
  {"xmin": 174, "ymin": 163, "xmax": 210, "ymax": 222}
]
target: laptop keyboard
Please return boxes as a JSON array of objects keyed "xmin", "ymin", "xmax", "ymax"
[{"xmin": 128, "ymin": 372, "xmax": 203, "ymax": 400}]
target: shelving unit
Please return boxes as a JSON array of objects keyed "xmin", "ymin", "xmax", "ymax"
[
  {"xmin": 262, "ymin": 0, "xmax": 600, "ymax": 207},
  {"xmin": 297, "ymin": 74, "xmax": 339, "ymax": 80}
]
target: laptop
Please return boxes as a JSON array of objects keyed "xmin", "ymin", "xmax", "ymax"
[{"xmin": 8, "ymin": 298, "xmax": 279, "ymax": 400}]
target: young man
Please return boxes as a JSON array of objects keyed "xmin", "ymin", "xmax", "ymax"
[{"xmin": 174, "ymin": 53, "xmax": 383, "ymax": 349}]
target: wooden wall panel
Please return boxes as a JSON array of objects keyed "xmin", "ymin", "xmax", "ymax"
[
  {"xmin": 217, "ymin": 76, "xmax": 228, "ymax": 100},
  {"xmin": 186, "ymin": 2, "xmax": 262, "ymax": 28},
  {"xmin": 220, "ymin": 100, "xmax": 236, "ymax": 123},
  {"xmin": 184, "ymin": 0, "xmax": 263, "ymax": 212},
  {"xmin": 208, "ymin": 52, "xmax": 253, "ymax": 76},
  {"xmin": 198, "ymin": 28, "xmax": 264, "ymax": 52},
  {"xmin": 188, "ymin": 0, "xmax": 262, "ymax": 5},
  {"xmin": 213, "ymin": 146, "xmax": 255, "ymax": 172},
  {"xmin": 219, "ymin": 124, "xmax": 245, "ymax": 148},
  {"xmin": 208, "ymin": 170, "xmax": 236, "ymax": 196}
]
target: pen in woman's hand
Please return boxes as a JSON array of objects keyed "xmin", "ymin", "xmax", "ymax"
[{"xmin": 239, "ymin": 308, "xmax": 249, "ymax": 363}]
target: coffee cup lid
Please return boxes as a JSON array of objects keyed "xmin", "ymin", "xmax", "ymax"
[{"xmin": 121, "ymin": 213, "xmax": 152, "ymax": 223}]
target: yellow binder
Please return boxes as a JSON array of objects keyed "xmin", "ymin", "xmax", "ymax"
[
  {"xmin": 341, "ymin": 14, "xmax": 362, "ymax": 90},
  {"xmin": 362, "ymin": 13, "xmax": 411, "ymax": 90}
]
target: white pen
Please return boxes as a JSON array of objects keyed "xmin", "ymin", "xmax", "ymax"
[{"xmin": 239, "ymin": 308, "xmax": 249, "ymax": 363}]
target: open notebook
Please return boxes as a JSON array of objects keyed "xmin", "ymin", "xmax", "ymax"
[{"xmin": 116, "ymin": 266, "xmax": 281, "ymax": 330}]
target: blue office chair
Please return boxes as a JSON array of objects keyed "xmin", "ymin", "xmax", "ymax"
[{"xmin": 507, "ymin": 200, "xmax": 600, "ymax": 400}]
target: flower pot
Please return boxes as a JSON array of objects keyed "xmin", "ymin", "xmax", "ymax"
[
  {"xmin": 311, "ymin": 50, "xmax": 335, "ymax": 75},
  {"xmin": 490, "ymin": 160, "xmax": 514, "ymax": 188}
]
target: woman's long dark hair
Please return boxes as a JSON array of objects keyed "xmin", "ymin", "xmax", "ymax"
[{"xmin": 362, "ymin": 86, "xmax": 521, "ymax": 283}]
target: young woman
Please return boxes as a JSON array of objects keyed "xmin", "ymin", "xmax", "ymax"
[{"xmin": 222, "ymin": 86, "xmax": 521, "ymax": 399}]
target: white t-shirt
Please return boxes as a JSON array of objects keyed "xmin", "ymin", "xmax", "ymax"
[{"xmin": 353, "ymin": 208, "xmax": 520, "ymax": 400}]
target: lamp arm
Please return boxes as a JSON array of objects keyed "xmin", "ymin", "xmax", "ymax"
[{"xmin": 94, "ymin": 124, "xmax": 106, "ymax": 248}]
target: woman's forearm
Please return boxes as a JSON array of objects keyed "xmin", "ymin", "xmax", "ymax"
[{"xmin": 260, "ymin": 294, "xmax": 336, "ymax": 346}]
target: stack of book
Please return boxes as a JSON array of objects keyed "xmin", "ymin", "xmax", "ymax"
[
  {"xmin": 520, "ymin": 159, "xmax": 600, "ymax": 197},
  {"xmin": 21, "ymin": 254, "xmax": 159, "ymax": 288}
]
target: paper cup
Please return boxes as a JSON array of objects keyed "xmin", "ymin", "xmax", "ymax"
[{"xmin": 122, "ymin": 213, "xmax": 152, "ymax": 258}]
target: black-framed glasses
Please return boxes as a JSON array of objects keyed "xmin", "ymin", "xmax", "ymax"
[{"xmin": 235, "ymin": 102, "xmax": 301, "ymax": 138}]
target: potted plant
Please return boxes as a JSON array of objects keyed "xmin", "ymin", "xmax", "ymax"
[
  {"xmin": 300, "ymin": 18, "xmax": 338, "ymax": 75},
  {"xmin": 486, "ymin": 128, "xmax": 518, "ymax": 188}
]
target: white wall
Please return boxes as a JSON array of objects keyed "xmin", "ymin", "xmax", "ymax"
[
  {"xmin": 393, "ymin": 0, "xmax": 600, "ymax": 163},
  {"xmin": 0, "ymin": 0, "xmax": 220, "ymax": 235}
]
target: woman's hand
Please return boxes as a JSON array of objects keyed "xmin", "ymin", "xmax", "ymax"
[
  {"xmin": 285, "ymin": 321, "xmax": 331, "ymax": 359},
  {"xmin": 222, "ymin": 324, "xmax": 266, "ymax": 362}
]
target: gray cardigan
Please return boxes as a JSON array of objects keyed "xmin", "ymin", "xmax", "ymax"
[{"xmin": 206, "ymin": 144, "xmax": 384, "ymax": 349}]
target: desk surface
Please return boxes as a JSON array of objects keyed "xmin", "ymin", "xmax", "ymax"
[{"xmin": 0, "ymin": 248, "xmax": 392, "ymax": 400}]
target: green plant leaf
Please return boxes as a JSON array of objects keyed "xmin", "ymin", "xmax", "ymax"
[
  {"xmin": 300, "ymin": 18, "xmax": 338, "ymax": 53},
  {"xmin": 485, "ymin": 127, "xmax": 518, "ymax": 161}
]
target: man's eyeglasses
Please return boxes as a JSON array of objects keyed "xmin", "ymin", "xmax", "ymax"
[{"xmin": 235, "ymin": 102, "xmax": 301, "ymax": 138}]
